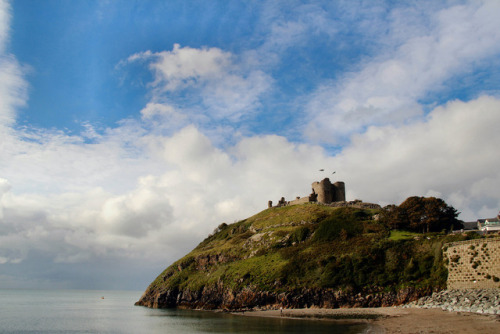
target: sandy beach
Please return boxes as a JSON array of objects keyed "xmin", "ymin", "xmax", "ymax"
[{"xmin": 237, "ymin": 307, "xmax": 500, "ymax": 333}]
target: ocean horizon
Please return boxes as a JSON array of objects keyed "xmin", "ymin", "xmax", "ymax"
[{"xmin": 0, "ymin": 289, "xmax": 369, "ymax": 333}]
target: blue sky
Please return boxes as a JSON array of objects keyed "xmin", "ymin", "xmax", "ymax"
[{"xmin": 1, "ymin": 0, "xmax": 500, "ymax": 290}]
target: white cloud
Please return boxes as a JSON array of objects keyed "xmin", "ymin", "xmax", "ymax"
[
  {"xmin": 127, "ymin": 44, "xmax": 272, "ymax": 126},
  {"xmin": 305, "ymin": 0, "xmax": 500, "ymax": 144},
  {"xmin": 0, "ymin": 0, "xmax": 10, "ymax": 53},
  {"xmin": 202, "ymin": 70, "xmax": 271, "ymax": 121},
  {"xmin": 0, "ymin": 1, "xmax": 28, "ymax": 130},
  {"xmin": 332, "ymin": 95, "xmax": 500, "ymax": 221},
  {"xmin": 142, "ymin": 43, "xmax": 232, "ymax": 91},
  {"xmin": 140, "ymin": 102, "xmax": 183, "ymax": 122},
  {"xmin": 0, "ymin": 116, "xmax": 337, "ymax": 288},
  {"xmin": 99, "ymin": 176, "xmax": 173, "ymax": 237},
  {"xmin": 0, "ymin": 54, "xmax": 28, "ymax": 129}
]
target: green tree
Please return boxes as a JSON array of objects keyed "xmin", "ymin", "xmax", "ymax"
[
  {"xmin": 398, "ymin": 196, "xmax": 459, "ymax": 233},
  {"xmin": 379, "ymin": 204, "xmax": 408, "ymax": 230}
]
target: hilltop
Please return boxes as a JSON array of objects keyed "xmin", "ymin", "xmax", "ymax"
[{"xmin": 136, "ymin": 203, "xmax": 473, "ymax": 310}]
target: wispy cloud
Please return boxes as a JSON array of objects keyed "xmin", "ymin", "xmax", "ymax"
[
  {"xmin": 126, "ymin": 44, "xmax": 272, "ymax": 127},
  {"xmin": 0, "ymin": 0, "xmax": 28, "ymax": 129},
  {"xmin": 0, "ymin": 0, "xmax": 10, "ymax": 53},
  {"xmin": 305, "ymin": 1, "xmax": 500, "ymax": 144}
]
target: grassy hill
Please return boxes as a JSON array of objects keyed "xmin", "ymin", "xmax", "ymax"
[{"xmin": 136, "ymin": 204, "xmax": 476, "ymax": 310}]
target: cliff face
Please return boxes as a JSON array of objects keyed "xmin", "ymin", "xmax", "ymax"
[
  {"xmin": 135, "ymin": 283, "xmax": 431, "ymax": 310},
  {"xmin": 136, "ymin": 205, "xmax": 469, "ymax": 310}
]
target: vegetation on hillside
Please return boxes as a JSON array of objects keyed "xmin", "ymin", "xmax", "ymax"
[
  {"xmin": 147, "ymin": 197, "xmax": 476, "ymax": 299},
  {"xmin": 379, "ymin": 196, "xmax": 462, "ymax": 233}
]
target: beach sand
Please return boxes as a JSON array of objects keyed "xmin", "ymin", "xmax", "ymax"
[{"xmin": 236, "ymin": 307, "xmax": 500, "ymax": 333}]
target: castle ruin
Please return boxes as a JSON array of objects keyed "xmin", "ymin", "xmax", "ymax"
[
  {"xmin": 269, "ymin": 178, "xmax": 346, "ymax": 207},
  {"xmin": 312, "ymin": 178, "xmax": 345, "ymax": 204}
]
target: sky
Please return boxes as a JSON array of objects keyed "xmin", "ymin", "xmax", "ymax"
[{"xmin": 1, "ymin": 0, "xmax": 500, "ymax": 290}]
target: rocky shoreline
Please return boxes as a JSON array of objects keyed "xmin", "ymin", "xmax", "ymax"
[
  {"xmin": 403, "ymin": 289, "xmax": 500, "ymax": 315},
  {"xmin": 135, "ymin": 286, "xmax": 434, "ymax": 310}
]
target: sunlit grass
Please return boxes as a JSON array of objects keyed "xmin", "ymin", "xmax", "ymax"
[{"xmin": 388, "ymin": 230, "xmax": 421, "ymax": 241}]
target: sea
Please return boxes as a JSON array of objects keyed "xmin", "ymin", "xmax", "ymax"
[{"xmin": 0, "ymin": 289, "xmax": 371, "ymax": 333}]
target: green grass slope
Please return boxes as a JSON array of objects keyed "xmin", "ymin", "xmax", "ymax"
[{"xmin": 138, "ymin": 204, "xmax": 477, "ymax": 309}]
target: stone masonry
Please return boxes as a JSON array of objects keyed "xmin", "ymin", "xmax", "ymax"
[
  {"xmin": 311, "ymin": 178, "xmax": 345, "ymax": 204},
  {"xmin": 445, "ymin": 238, "xmax": 500, "ymax": 289},
  {"xmin": 278, "ymin": 178, "xmax": 345, "ymax": 207},
  {"xmin": 270, "ymin": 178, "xmax": 381, "ymax": 209}
]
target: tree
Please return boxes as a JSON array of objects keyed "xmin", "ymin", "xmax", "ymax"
[
  {"xmin": 398, "ymin": 196, "xmax": 459, "ymax": 233},
  {"xmin": 379, "ymin": 204, "xmax": 408, "ymax": 230},
  {"xmin": 399, "ymin": 197, "xmax": 426, "ymax": 232}
]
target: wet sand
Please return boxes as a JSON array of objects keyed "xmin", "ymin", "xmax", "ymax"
[{"xmin": 236, "ymin": 307, "xmax": 500, "ymax": 333}]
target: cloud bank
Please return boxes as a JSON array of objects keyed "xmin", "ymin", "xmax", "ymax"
[{"xmin": 1, "ymin": 0, "xmax": 500, "ymax": 289}]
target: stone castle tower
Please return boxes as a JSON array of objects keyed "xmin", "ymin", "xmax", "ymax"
[
  {"xmin": 312, "ymin": 178, "xmax": 345, "ymax": 204},
  {"xmin": 269, "ymin": 177, "xmax": 346, "ymax": 207}
]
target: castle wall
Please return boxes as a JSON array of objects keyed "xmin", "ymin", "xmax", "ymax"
[
  {"xmin": 445, "ymin": 238, "xmax": 500, "ymax": 289},
  {"xmin": 312, "ymin": 178, "xmax": 333, "ymax": 204},
  {"xmin": 270, "ymin": 178, "xmax": 346, "ymax": 207},
  {"xmin": 288, "ymin": 196, "xmax": 311, "ymax": 206},
  {"xmin": 332, "ymin": 181, "xmax": 345, "ymax": 202},
  {"xmin": 312, "ymin": 178, "xmax": 345, "ymax": 204}
]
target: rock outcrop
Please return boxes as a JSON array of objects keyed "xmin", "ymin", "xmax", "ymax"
[{"xmin": 136, "ymin": 284, "xmax": 432, "ymax": 310}]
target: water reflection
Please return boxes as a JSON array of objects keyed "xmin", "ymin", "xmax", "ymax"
[{"xmin": 142, "ymin": 308, "xmax": 368, "ymax": 334}]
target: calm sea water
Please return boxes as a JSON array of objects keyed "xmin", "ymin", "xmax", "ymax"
[{"xmin": 0, "ymin": 289, "xmax": 370, "ymax": 333}]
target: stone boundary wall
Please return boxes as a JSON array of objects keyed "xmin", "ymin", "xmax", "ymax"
[
  {"xmin": 445, "ymin": 238, "xmax": 500, "ymax": 289},
  {"xmin": 288, "ymin": 197, "xmax": 312, "ymax": 206}
]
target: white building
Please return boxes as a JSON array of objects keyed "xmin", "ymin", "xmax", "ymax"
[{"xmin": 477, "ymin": 212, "xmax": 500, "ymax": 233}]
